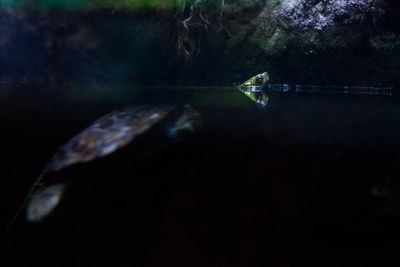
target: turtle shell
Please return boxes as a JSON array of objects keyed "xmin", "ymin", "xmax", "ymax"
[{"xmin": 44, "ymin": 105, "xmax": 174, "ymax": 173}]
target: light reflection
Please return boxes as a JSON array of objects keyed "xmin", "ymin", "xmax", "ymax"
[{"xmin": 239, "ymin": 89, "xmax": 269, "ymax": 107}]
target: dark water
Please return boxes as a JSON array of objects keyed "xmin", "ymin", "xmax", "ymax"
[{"xmin": 2, "ymin": 85, "xmax": 400, "ymax": 266}]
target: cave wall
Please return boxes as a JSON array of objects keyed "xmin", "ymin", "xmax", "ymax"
[
  {"xmin": 0, "ymin": 0, "xmax": 399, "ymax": 86},
  {"xmin": 0, "ymin": 8, "xmax": 173, "ymax": 83},
  {"xmin": 208, "ymin": 0, "xmax": 400, "ymax": 86}
]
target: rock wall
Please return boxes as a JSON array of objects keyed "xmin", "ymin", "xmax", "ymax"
[
  {"xmin": 0, "ymin": 0, "xmax": 399, "ymax": 86},
  {"xmin": 210, "ymin": 0, "xmax": 400, "ymax": 86}
]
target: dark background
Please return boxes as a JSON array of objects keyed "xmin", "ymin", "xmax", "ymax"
[{"xmin": 2, "ymin": 89, "xmax": 400, "ymax": 266}]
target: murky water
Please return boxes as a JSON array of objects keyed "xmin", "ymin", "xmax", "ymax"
[{"xmin": 2, "ymin": 85, "xmax": 400, "ymax": 265}]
